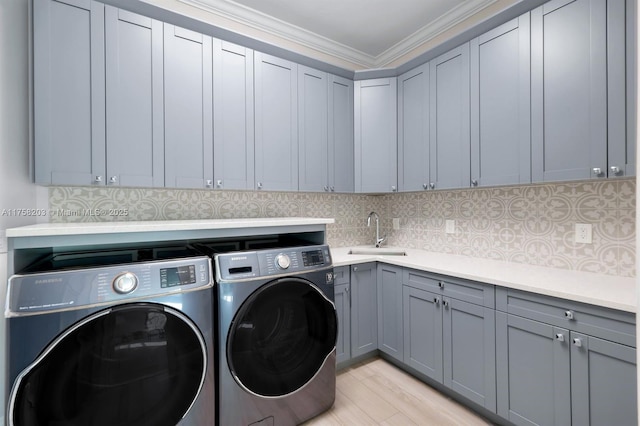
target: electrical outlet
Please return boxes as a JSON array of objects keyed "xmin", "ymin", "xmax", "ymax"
[
  {"xmin": 575, "ymin": 223, "xmax": 593, "ymax": 244},
  {"xmin": 445, "ymin": 220, "xmax": 455, "ymax": 234},
  {"xmin": 392, "ymin": 218, "xmax": 400, "ymax": 230}
]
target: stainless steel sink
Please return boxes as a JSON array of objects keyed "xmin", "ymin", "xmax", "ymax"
[{"xmin": 348, "ymin": 248, "xmax": 407, "ymax": 256}]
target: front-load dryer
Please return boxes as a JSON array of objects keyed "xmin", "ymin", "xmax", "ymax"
[
  {"xmin": 5, "ymin": 247, "xmax": 215, "ymax": 426},
  {"xmin": 215, "ymin": 244, "xmax": 337, "ymax": 426}
]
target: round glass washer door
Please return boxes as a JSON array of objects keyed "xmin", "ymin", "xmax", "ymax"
[
  {"xmin": 227, "ymin": 278, "xmax": 337, "ymax": 397},
  {"xmin": 9, "ymin": 303, "xmax": 207, "ymax": 426}
]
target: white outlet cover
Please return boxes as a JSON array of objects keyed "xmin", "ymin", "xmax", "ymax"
[
  {"xmin": 392, "ymin": 218, "xmax": 400, "ymax": 230},
  {"xmin": 575, "ymin": 223, "xmax": 593, "ymax": 244},
  {"xmin": 445, "ymin": 220, "xmax": 455, "ymax": 234}
]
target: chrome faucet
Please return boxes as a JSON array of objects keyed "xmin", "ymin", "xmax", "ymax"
[{"xmin": 367, "ymin": 211, "xmax": 387, "ymax": 248}]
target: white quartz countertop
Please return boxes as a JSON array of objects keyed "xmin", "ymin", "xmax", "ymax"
[
  {"xmin": 331, "ymin": 246, "xmax": 636, "ymax": 313},
  {"xmin": 6, "ymin": 218, "xmax": 334, "ymax": 238}
]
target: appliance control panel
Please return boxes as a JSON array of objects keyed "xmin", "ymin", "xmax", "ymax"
[
  {"xmin": 216, "ymin": 245, "xmax": 332, "ymax": 281},
  {"xmin": 7, "ymin": 257, "xmax": 212, "ymax": 316}
]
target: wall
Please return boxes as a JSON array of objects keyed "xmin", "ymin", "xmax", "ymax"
[{"xmin": 49, "ymin": 178, "xmax": 636, "ymax": 277}]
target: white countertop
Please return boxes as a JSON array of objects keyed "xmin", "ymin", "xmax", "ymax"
[
  {"xmin": 332, "ymin": 246, "xmax": 636, "ymax": 313},
  {"xmin": 6, "ymin": 218, "xmax": 335, "ymax": 238}
]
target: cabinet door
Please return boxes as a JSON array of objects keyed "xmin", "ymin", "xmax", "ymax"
[
  {"xmin": 531, "ymin": 0, "xmax": 607, "ymax": 182},
  {"xmin": 254, "ymin": 52, "xmax": 298, "ymax": 191},
  {"xmin": 398, "ymin": 64, "xmax": 430, "ymax": 192},
  {"xmin": 334, "ymin": 283, "xmax": 351, "ymax": 366},
  {"xmin": 213, "ymin": 40, "xmax": 254, "ymax": 190},
  {"xmin": 34, "ymin": 0, "xmax": 105, "ymax": 185},
  {"xmin": 377, "ymin": 264, "xmax": 403, "ymax": 362},
  {"xmin": 429, "ymin": 44, "xmax": 471, "ymax": 190},
  {"xmin": 470, "ymin": 15, "xmax": 530, "ymax": 187},
  {"xmin": 105, "ymin": 7, "xmax": 163, "ymax": 187},
  {"xmin": 298, "ymin": 66, "xmax": 328, "ymax": 192},
  {"xmin": 443, "ymin": 298, "xmax": 496, "ymax": 412},
  {"xmin": 570, "ymin": 333, "xmax": 637, "ymax": 425},
  {"xmin": 350, "ymin": 263, "xmax": 377, "ymax": 357},
  {"xmin": 164, "ymin": 25, "xmax": 213, "ymax": 188},
  {"xmin": 403, "ymin": 286, "xmax": 443, "ymax": 382},
  {"xmin": 354, "ymin": 78, "xmax": 398, "ymax": 193},
  {"xmin": 496, "ymin": 312, "xmax": 571, "ymax": 426},
  {"xmin": 328, "ymin": 75, "xmax": 354, "ymax": 193}
]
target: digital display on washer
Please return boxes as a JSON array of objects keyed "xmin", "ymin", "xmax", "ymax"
[
  {"xmin": 160, "ymin": 265, "xmax": 196, "ymax": 287},
  {"xmin": 301, "ymin": 250, "xmax": 324, "ymax": 266}
]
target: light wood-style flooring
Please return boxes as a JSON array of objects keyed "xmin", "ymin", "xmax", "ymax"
[{"xmin": 303, "ymin": 358, "xmax": 493, "ymax": 425}]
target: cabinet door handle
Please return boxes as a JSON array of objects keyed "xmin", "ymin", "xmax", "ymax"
[
  {"xmin": 391, "ymin": 185, "xmax": 397, "ymax": 192},
  {"xmin": 345, "ymin": 287, "xmax": 349, "ymax": 293},
  {"xmin": 217, "ymin": 180, "xmax": 223, "ymax": 188},
  {"xmin": 109, "ymin": 176, "xmax": 117, "ymax": 184},
  {"xmin": 573, "ymin": 338, "xmax": 583, "ymax": 347},
  {"xmin": 94, "ymin": 176, "xmax": 103, "ymax": 183},
  {"xmin": 353, "ymin": 266, "xmax": 358, "ymax": 272},
  {"xmin": 423, "ymin": 183, "xmax": 428, "ymax": 190},
  {"xmin": 592, "ymin": 167, "xmax": 603, "ymax": 176},
  {"xmin": 324, "ymin": 186, "xmax": 329, "ymax": 192},
  {"xmin": 564, "ymin": 310, "xmax": 574, "ymax": 320},
  {"xmin": 330, "ymin": 186, "xmax": 335, "ymax": 192},
  {"xmin": 433, "ymin": 297, "xmax": 440, "ymax": 306},
  {"xmin": 443, "ymin": 299, "xmax": 449, "ymax": 308},
  {"xmin": 429, "ymin": 182, "xmax": 435, "ymax": 189},
  {"xmin": 438, "ymin": 281, "xmax": 444, "ymax": 289},
  {"xmin": 471, "ymin": 179, "xmax": 478, "ymax": 186},
  {"xmin": 555, "ymin": 333, "xmax": 565, "ymax": 342},
  {"xmin": 610, "ymin": 166, "xmax": 621, "ymax": 175},
  {"xmin": 206, "ymin": 180, "xmax": 213, "ymax": 188},
  {"xmin": 257, "ymin": 182, "xmax": 263, "ymax": 189}
]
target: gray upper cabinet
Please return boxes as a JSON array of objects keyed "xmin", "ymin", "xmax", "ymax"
[
  {"xmin": 213, "ymin": 41, "xmax": 254, "ymax": 190},
  {"xmin": 377, "ymin": 264, "xmax": 403, "ymax": 362},
  {"xmin": 254, "ymin": 52, "xmax": 298, "ymax": 191},
  {"xmin": 429, "ymin": 44, "xmax": 471, "ymax": 190},
  {"xmin": 34, "ymin": 0, "xmax": 105, "ymax": 186},
  {"xmin": 351, "ymin": 263, "xmax": 378, "ymax": 357},
  {"xmin": 105, "ymin": 7, "xmax": 163, "ymax": 187},
  {"xmin": 163, "ymin": 24, "xmax": 213, "ymax": 188},
  {"xmin": 398, "ymin": 63, "xmax": 430, "ymax": 192},
  {"xmin": 298, "ymin": 66, "xmax": 329, "ymax": 192},
  {"xmin": 470, "ymin": 15, "xmax": 531, "ymax": 187},
  {"xmin": 531, "ymin": 0, "xmax": 608, "ymax": 182},
  {"xmin": 328, "ymin": 75, "xmax": 355, "ymax": 193},
  {"xmin": 354, "ymin": 78, "xmax": 398, "ymax": 193}
]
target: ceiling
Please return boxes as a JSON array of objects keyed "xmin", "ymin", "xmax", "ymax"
[{"xmin": 176, "ymin": 0, "xmax": 502, "ymax": 69}]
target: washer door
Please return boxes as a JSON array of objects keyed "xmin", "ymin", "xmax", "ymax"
[
  {"xmin": 227, "ymin": 277, "xmax": 337, "ymax": 397},
  {"xmin": 9, "ymin": 303, "xmax": 207, "ymax": 426}
]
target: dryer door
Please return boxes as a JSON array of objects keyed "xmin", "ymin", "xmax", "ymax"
[
  {"xmin": 227, "ymin": 277, "xmax": 337, "ymax": 397},
  {"xmin": 8, "ymin": 303, "xmax": 207, "ymax": 426}
]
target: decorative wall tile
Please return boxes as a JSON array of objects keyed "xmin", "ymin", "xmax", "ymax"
[{"xmin": 49, "ymin": 178, "xmax": 635, "ymax": 277}]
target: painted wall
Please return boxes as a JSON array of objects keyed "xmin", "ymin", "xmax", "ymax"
[{"xmin": 49, "ymin": 178, "xmax": 636, "ymax": 277}]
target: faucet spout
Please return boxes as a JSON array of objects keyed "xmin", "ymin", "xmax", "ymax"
[{"xmin": 367, "ymin": 211, "xmax": 386, "ymax": 248}]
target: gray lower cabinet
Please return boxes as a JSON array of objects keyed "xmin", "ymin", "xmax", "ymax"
[
  {"xmin": 377, "ymin": 264, "xmax": 403, "ymax": 362},
  {"xmin": 350, "ymin": 263, "xmax": 378, "ymax": 357},
  {"xmin": 354, "ymin": 78, "xmax": 398, "ymax": 193},
  {"xmin": 470, "ymin": 14, "xmax": 531, "ymax": 187},
  {"xmin": 334, "ymin": 266, "xmax": 351, "ymax": 365},
  {"xmin": 163, "ymin": 24, "xmax": 213, "ymax": 188},
  {"xmin": 105, "ymin": 7, "xmax": 164, "ymax": 187},
  {"xmin": 213, "ymin": 40, "xmax": 254, "ymax": 190},
  {"xmin": 254, "ymin": 52, "xmax": 298, "ymax": 191},
  {"xmin": 34, "ymin": 0, "xmax": 105, "ymax": 186},
  {"xmin": 429, "ymin": 43, "xmax": 471, "ymax": 190},
  {"xmin": 328, "ymin": 75, "xmax": 355, "ymax": 193},
  {"xmin": 398, "ymin": 63, "xmax": 430, "ymax": 192}
]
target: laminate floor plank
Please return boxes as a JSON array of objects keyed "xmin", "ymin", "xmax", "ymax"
[{"xmin": 303, "ymin": 357, "xmax": 493, "ymax": 425}]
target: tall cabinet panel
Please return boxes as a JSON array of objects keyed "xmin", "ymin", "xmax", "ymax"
[
  {"xmin": 213, "ymin": 40, "xmax": 254, "ymax": 190},
  {"xmin": 398, "ymin": 63, "xmax": 430, "ymax": 192},
  {"xmin": 34, "ymin": 0, "xmax": 105, "ymax": 185},
  {"xmin": 354, "ymin": 78, "xmax": 397, "ymax": 193},
  {"xmin": 163, "ymin": 25, "xmax": 213, "ymax": 188},
  {"xmin": 254, "ymin": 52, "xmax": 298, "ymax": 191},
  {"xmin": 350, "ymin": 263, "xmax": 378, "ymax": 358},
  {"xmin": 470, "ymin": 16, "xmax": 530, "ymax": 187},
  {"xmin": 377, "ymin": 264, "xmax": 403, "ymax": 362},
  {"xmin": 531, "ymin": 0, "xmax": 607, "ymax": 182},
  {"xmin": 328, "ymin": 75, "xmax": 354, "ymax": 193},
  {"xmin": 105, "ymin": 7, "xmax": 163, "ymax": 187},
  {"xmin": 429, "ymin": 44, "xmax": 471, "ymax": 190},
  {"xmin": 298, "ymin": 66, "xmax": 328, "ymax": 192}
]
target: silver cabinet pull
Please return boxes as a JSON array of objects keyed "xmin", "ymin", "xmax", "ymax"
[
  {"xmin": 217, "ymin": 180, "xmax": 223, "ymax": 188},
  {"xmin": 330, "ymin": 186, "xmax": 335, "ymax": 192},
  {"xmin": 433, "ymin": 297, "xmax": 440, "ymax": 306},
  {"xmin": 438, "ymin": 281, "xmax": 444, "ymax": 289},
  {"xmin": 353, "ymin": 266, "xmax": 358, "ymax": 272},
  {"xmin": 205, "ymin": 180, "xmax": 213, "ymax": 188},
  {"xmin": 573, "ymin": 338, "xmax": 583, "ymax": 347},
  {"xmin": 443, "ymin": 299, "xmax": 449, "ymax": 308},
  {"xmin": 610, "ymin": 166, "xmax": 621, "ymax": 175},
  {"xmin": 471, "ymin": 179, "xmax": 478, "ymax": 186},
  {"xmin": 564, "ymin": 310, "xmax": 574, "ymax": 320},
  {"xmin": 429, "ymin": 182, "xmax": 435, "ymax": 189},
  {"xmin": 109, "ymin": 176, "xmax": 117, "ymax": 184},
  {"xmin": 592, "ymin": 167, "xmax": 603, "ymax": 176},
  {"xmin": 556, "ymin": 333, "xmax": 565, "ymax": 342},
  {"xmin": 423, "ymin": 183, "xmax": 428, "ymax": 190},
  {"xmin": 324, "ymin": 186, "xmax": 329, "ymax": 192},
  {"xmin": 257, "ymin": 182, "xmax": 263, "ymax": 189},
  {"xmin": 94, "ymin": 176, "xmax": 103, "ymax": 183},
  {"xmin": 391, "ymin": 185, "xmax": 397, "ymax": 192}
]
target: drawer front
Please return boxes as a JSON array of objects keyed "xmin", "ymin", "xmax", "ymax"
[
  {"xmin": 403, "ymin": 268, "xmax": 494, "ymax": 308},
  {"xmin": 496, "ymin": 287, "xmax": 636, "ymax": 347},
  {"xmin": 334, "ymin": 266, "xmax": 350, "ymax": 286}
]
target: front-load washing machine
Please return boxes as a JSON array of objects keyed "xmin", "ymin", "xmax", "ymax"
[
  {"xmin": 5, "ymin": 247, "xmax": 215, "ymax": 426},
  {"xmin": 215, "ymin": 244, "xmax": 337, "ymax": 426}
]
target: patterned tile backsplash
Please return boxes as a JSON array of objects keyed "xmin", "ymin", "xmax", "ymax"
[{"xmin": 49, "ymin": 178, "xmax": 636, "ymax": 277}]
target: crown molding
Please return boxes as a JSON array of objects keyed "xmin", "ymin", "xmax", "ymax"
[{"xmin": 179, "ymin": 0, "xmax": 498, "ymax": 69}]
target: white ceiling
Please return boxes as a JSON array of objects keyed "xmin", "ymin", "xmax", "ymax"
[{"xmin": 177, "ymin": 0, "xmax": 500, "ymax": 69}]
